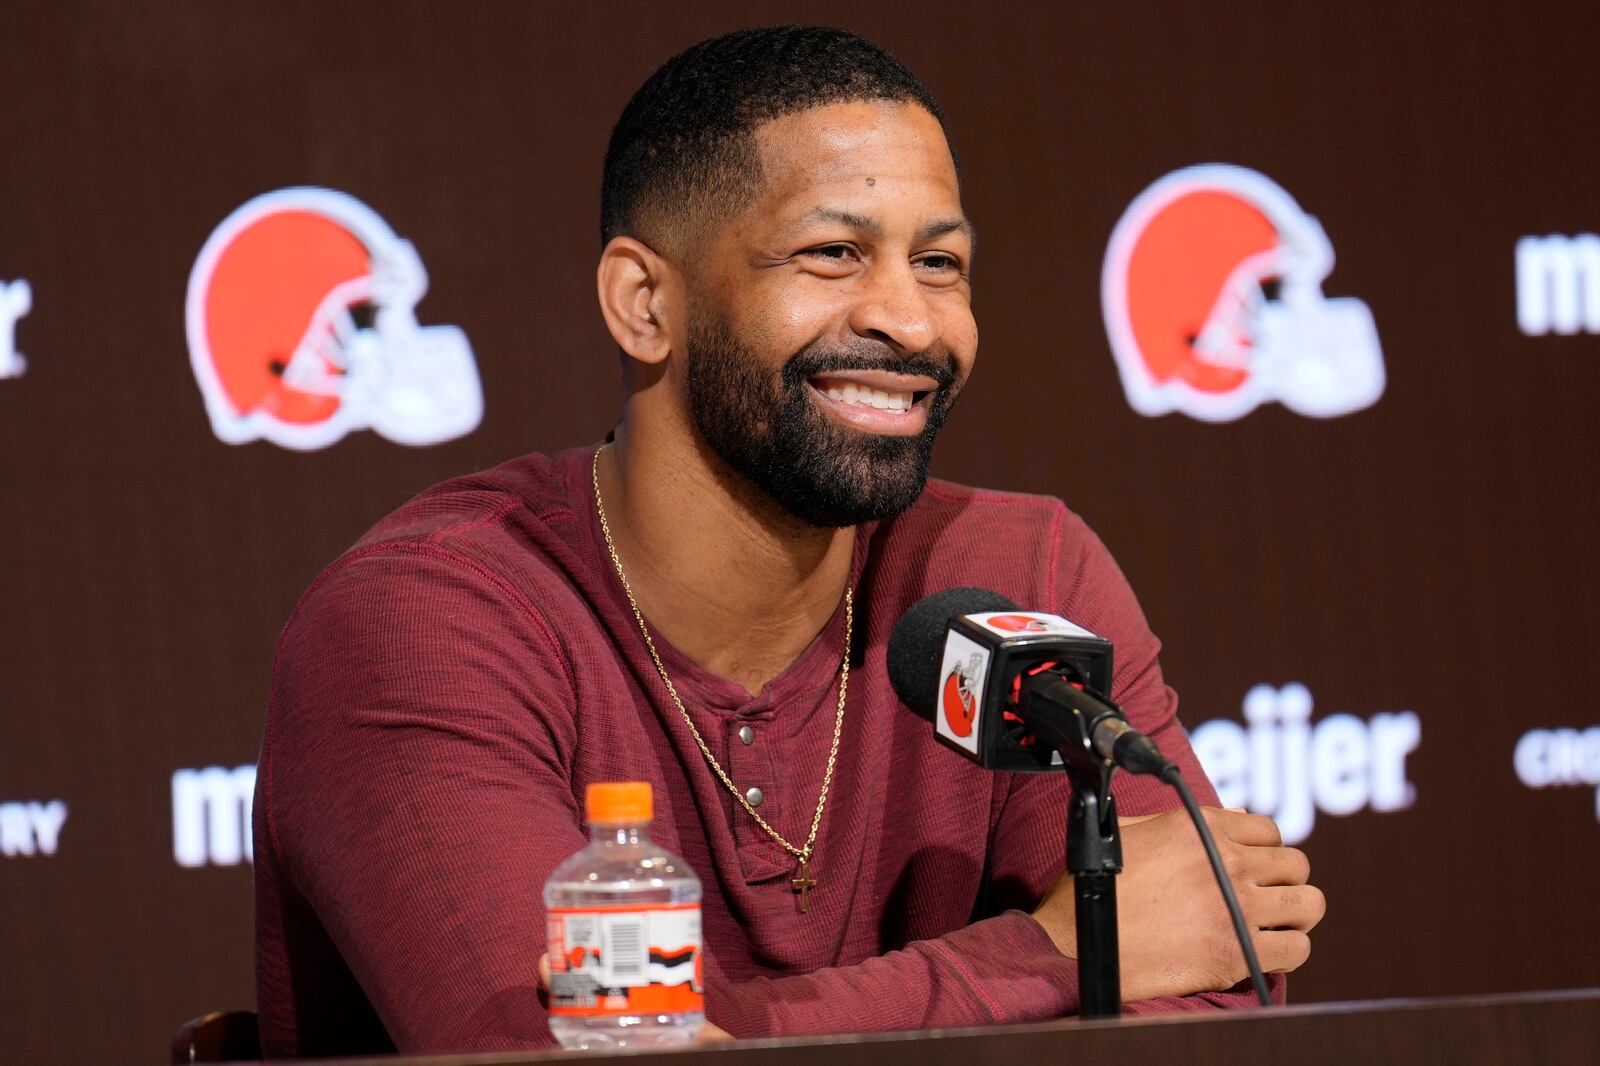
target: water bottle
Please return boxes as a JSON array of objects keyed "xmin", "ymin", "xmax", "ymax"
[{"xmin": 544, "ymin": 781, "xmax": 704, "ymax": 1049}]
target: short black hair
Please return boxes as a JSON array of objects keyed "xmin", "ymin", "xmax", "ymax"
[{"xmin": 601, "ymin": 26, "xmax": 950, "ymax": 248}]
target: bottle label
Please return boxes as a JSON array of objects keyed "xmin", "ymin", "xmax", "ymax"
[{"xmin": 546, "ymin": 903, "xmax": 704, "ymax": 1017}]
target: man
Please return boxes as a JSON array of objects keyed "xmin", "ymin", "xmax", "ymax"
[{"xmin": 254, "ymin": 26, "xmax": 1324, "ymax": 1056}]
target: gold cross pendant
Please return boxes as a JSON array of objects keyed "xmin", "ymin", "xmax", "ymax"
[{"xmin": 791, "ymin": 857, "xmax": 818, "ymax": 913}]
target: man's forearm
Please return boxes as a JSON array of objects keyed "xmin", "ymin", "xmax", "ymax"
[
  {"xmin": 706, "ymin": 911, "xmax": 1079, "ymax": 1037},
  {"xmin": 704, "ymin": 909, "xmax": 1280, "ymax": 1038}
]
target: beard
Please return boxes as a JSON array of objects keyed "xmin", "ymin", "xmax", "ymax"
[{"xmin": 685, "ymin": 306, "xmax": 961, "ymax": 528}]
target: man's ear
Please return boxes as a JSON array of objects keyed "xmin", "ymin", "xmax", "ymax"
[{"xmin": 597, "ymin": 236, "xmax": 678, "ymax": 367}]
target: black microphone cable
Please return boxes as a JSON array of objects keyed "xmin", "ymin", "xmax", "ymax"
[{"xmin": 1156, "ymin": 763, "xmax": 1274, "ymax": 1007}]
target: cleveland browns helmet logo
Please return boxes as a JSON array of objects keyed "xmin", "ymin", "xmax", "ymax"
[
  {"xmin": 1102, "ymin": 164, "xmax": 1384, "ymax": 423},
  {"xmin": 984, "ymin": 614, "xmax": 1052, "ymax": 634},
  {"xmin": 186, "ymin": 187, "xmax": 483, "ymax": 450},
  {"xmin": 942, "ymin": 663, "xmax": 978, "ymax": 737}
]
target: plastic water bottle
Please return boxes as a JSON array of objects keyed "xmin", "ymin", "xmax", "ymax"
[{"xmin": 544, "ymin": 781, "xmax": 704, "ymax": 1049}]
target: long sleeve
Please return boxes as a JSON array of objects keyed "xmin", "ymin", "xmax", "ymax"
[
  {"xmin": 258, "ymin": 545, "xmax": 587, "ymax": 1054},
  {"xmin": 703, "ymin": 910, "xmax": 1078, "ymax": 1035}
]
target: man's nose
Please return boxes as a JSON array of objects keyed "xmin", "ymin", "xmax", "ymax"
[{"xmin": 846, "ymin": 260, "xmax": 939, "ymax": 355}]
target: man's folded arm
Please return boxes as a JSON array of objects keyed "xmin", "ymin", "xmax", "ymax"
[
  {"xmin": 704, "ymin": 909, "xmax": 1078, "ymax": 1036},
  {"xmin": 261, "ymin": 545, "xmax": 590, "ymax": 1053}
]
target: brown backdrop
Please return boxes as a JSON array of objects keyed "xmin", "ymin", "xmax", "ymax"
[{"xmin": 3, "ymin": 1, "xmax": 1598, "ymax": 1062}]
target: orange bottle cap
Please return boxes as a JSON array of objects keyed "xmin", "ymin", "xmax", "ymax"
[{"xmin": 586, "ymin": 781, "xmax": 653, "ymax": 823}]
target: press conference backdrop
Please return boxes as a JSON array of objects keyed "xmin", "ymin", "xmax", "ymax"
[{"xmin": 3, "ymin": 1, "xmax": 1597, "ymax": 1062}]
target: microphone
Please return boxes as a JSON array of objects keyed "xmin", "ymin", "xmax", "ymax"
[
  {"xmin": 887, "ymin": 588, "xmax": 1174, "ymax": 777},
  {"xmin": 888, "ymin": 587, "xmax": 1273, "ymax": 1010}
]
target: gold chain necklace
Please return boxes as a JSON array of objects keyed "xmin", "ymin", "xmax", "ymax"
[{"xmin": 591, "ymin": 445, "xmax": 850, "ymax": 913}]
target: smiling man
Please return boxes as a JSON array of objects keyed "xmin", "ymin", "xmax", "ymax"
[{"xmin": 253, "ymin": 27, "xmax": 1324, "ymax": 1057}]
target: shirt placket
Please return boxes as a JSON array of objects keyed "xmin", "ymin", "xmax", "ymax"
[{"xmin": 720, "ymin": 701, "xmax": 796, "ymax": 883}]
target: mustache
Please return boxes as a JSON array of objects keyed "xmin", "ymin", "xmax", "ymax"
[{"xmin": 781, "ymin": 343, "xmax": 958, "ymax": 391}]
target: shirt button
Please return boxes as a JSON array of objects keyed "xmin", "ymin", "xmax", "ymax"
[
  {"xmin": 745, "ymin": 787, "xmax": 765, "ymax": 807},
  {"xmin": 738, "ymin": 726, "xmax": 755, "ymax": 746}
]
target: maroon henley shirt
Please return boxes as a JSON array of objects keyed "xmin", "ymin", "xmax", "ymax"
[{"xmin": 253, "ymin": 445, "xmax": 1278, "ymax": 1056}]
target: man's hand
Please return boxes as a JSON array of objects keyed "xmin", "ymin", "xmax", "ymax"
[
  {"xmin": 536, "ymin": 954, "xmax": 733, "ymax": 1042},
  {"xmin": 1030, "ymin": 806, "xmax": 1326, "ymax": 1002}
]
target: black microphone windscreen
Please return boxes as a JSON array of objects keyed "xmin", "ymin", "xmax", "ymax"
[{"xmin": 887, "ymin": 587, "xmax": 1018, "ymax": 720}]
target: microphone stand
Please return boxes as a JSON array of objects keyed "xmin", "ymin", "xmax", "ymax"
[
  {"xmin": 1019, "ymin": 680, "xmax": 1124, "ymax": 1018},
  {"xmin": 1064, "ymin": 761, "xmax": 1121, "ymax": 1018}
]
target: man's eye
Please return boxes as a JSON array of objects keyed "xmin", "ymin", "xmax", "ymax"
[
  {"xmin": 803, "ymin": 244, "xmax": 858, "ymax": 262},
  {"xmin": 916, "ymin": 253, "xmax": 964, "ymax": 275}
]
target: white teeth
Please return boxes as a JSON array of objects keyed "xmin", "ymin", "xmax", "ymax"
[{"xmin": 817, "ymin": 381, "xmax": 915, "ymax": 413}]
